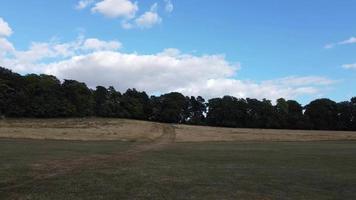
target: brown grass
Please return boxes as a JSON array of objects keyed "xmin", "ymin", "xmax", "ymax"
[
  {"xmin": 175, "ymin": 124, "xmax": 356, "ymax": 142},
  {"xmin": 1, "ymin": 118, "xmax": 356, "ymax": 142},
  {"xmin": 0, "ymin": 118, "xmax": 162, "ymax": 141}
]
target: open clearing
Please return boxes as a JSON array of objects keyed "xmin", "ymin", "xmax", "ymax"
[{"xmin": 1, "ymin": 118, "xmax": 356, "ymax": 199}]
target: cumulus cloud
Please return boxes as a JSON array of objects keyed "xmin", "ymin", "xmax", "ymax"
[
  {"xmin": 91, "ymin": 0, "xmax": 138, "ymax": 19},
  {"xmin": 0, "ymin": 36, "xmax": 122, "ymax": 73},
  {"xmin": 176, "ymin": 78, "xmax": 323, "ymax": 101},
  {"xmin": 0, "ymin": 38, "xmax": 15, "ymax": 53},
  {"xmin": 325, "ymin": 37, "xmax": 356, "ymax": 49},
  {"xmin": 135, "ymin": 3, "xmax": 162, "ymax": 28},
  {"xmin": 29, "ymin": 48, "xmax": 331, "ymax": 101},
  {"xmin": 44, "ymin": 49, "xmax": 236, "ymax": 93},
  {"xmin": 0, "ymin": 27, "xmax": 334, "ymax": 101},
  {"xmin": 77, "ymin": 0, "xmax": 169, "ymax": 29},
  {"xmin": 0, "ymin": 18, "xmax": 13, "ymax": 37}
]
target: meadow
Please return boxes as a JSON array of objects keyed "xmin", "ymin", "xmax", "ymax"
[{"xmin": 1, "ymin": 119, "xmax": 356, "ymax": 199}]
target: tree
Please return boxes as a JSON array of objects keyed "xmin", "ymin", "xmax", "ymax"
[
  {"xmin": 336, "ymin": 101, "xmax": 352, "ymax": 130},
  {"xmin": 286, "ymin": 100, "xmax": 309, "ymax": 129},
  {"xmin": 245, "ymin": 98, "xmax": 279, "ymax": 128},
  {"xmin": 275, "ymin": 98, "xmax": 289, "ymax": 129},
  {"xmin": 0, "ymin": 67, "xmax": 28, "ymax": 117},
  {"xmin": 0, "ymin": 66, "xmax": 355, "ymax": 131},
  {"xmin": 121, "ymin": 89, "xmax": 151, "ymax": 120},
  {"xmin": 94, "ymin": 86, "xmax": 112, "ymax": 117},
  {"xmin": 304, "ymin": 98, "xmax": 338, "ymax": 130},
  {"xmin": 351, "ymin": 97, "xmax": 356, "ymax": 130},
  {"xmin": 207, "ymin": 96, "xmax": 247, "ymax": 127},
  {"xmin": 186, "ymin": 96, "xmax": 206, "ymax": 125},
  {"xmin": 151, "ymin": 92, "xmax": 188, "ymax": 123},
  {"xmin": 107, "ymin": 86, "xmax": 124, "ymax": 118},
  {"xmin": 62, "ymin": 80, "xmax": 94, "ymax": 117},
  {"xmin": 24, "ymin": 74, "xmax": 73, "ymax": 117}
]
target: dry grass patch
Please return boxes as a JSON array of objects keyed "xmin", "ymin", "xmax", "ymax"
[
  {"xmin": 1, "ymin": 118, "xmax": 356, "ymax": 142},
  {"xmin": 0, "ymin": 118, "xmax": 162, "ymax": 141},
  {"xmin": 175, "ymin": 124, "xmax": 356, "ymax": 142}
]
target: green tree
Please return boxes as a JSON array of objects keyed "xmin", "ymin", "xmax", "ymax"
[
  {"xmin": 94, "ymin": 86, "xmax": 112, "ymax": 117},
  {"xmin": 186, "ymin": 96, "xmax": 206, "ymax": 125},
  {"xmin": 121, "ymin": 89, "xmax": 151, "ymax": 120},
  {"xmin": 275, "ymin": 98, "xmax": 289, "ymax": 129},
  {"xmin": 0, "ymin": 67, "xmax": 28, "ymax": 117},
  {"xmin": 24, "ymin": 74, "xmax": 73, "ymax": 117},
  {"xmin": 107, "ymin": 86, "xmax": 124, "ymax": 118},
  {"xmin": 304, "ymin": 98, "xmax": 338, "ymax": 130},
  {"xmin": 336, "ymin": 101, "xmax": 352, "ymax": 130},
  {"xmin": 152, "ymin": 92, "xmax": 188, "ymax": 123},
  {"xmin": 207, "ymin": 96, "xmax": 247, "ymax": 127},
  {"xmin": 62, "ymin": 80, "xmax": 94, "ymax": 117},
  {"xmin": 286, "ymin": 100, "xmax": 309, "ymax": 129}
]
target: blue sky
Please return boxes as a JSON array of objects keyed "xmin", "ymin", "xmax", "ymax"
[{"xmin": 0, "ymin": 0, "xmax": 355, "ymax": 104}]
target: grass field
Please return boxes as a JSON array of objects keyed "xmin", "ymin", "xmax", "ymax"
[{"xmin": 1, "ymin": 119, "xmax": 356, "ymax": 199}]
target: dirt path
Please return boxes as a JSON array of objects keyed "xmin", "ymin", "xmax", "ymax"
[{"xmin": 0, "ymin": 124, "xmax": 176, "ymax": 192}]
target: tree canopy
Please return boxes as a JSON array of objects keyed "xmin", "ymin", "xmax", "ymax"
[{"xmin": 0, "ymin": 66, "xmax": 355, "ymax": 131}]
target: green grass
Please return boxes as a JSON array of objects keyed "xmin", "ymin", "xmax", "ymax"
[{"xmin": 1, "ymin": 139, "xmax": 356, "ymax": 199}]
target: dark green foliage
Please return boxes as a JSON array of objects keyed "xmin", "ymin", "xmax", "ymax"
[
  {"xmin": 121, "ymin": 89, "xmax": 151, "ymax": 120},
  {"xmin": 151, "ymin": 92, "xmax": 189, "ymax": 123},
  {"xmin": 94, "ymin": 86, "xmax": 111, "ymax": 117},
  {"xmin": 0, "ymin": 67, "xmax": 28, "ymax": 117},
  {"xmin": 186, "ymin": 96, "xmax": 206, "ymax": 125},
  {"xmin": 245, "ymin": 98, "xmax": 280, "ymax": 128},
  {"xmin": 286, "ymin": 100, "xmax": 309, "ymax": 129},
  {"xmin": 107, "ymin": 86, "xmax": 125, "ymax": 118},
  {"xmin": 304, "ymin": 98, "xmax": 338, "ymax": 130},
  {"xmin": 207, "ymin": 96, "xmax": 247, "ymax": 127},
  {"xmin": 61, "ymin": 80, "xmax": 94, "ymax": 117},
  {"xmin": 0, "ymin": 66, "xmax": 355, "ymax": 130},
  {"xmin": 24, "ymin": 74, "xmax": 73, "ymax": 117}
]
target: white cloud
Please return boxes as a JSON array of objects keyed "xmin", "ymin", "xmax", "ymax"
[
  {"xmin": 164, "ymin": 0, "xmax": 173, "ymax": 13},
  {"xmin": 0, "ymin": 38, "xmax": 15, "ymax": 53},
  {"xmin": 342, "ymin": 63, "xmax": 356, "ymax": 69},
  {"xmin": 135, "ymin": 3, "xmax": 162, "ymax": 28},
  {"xmin": 83, "ymin": 38, "xmax": 122, "ymax": 51},
  {"xmin": 325, "ymin": 37, "xmax": 356, "ymax": 49},
  {"xmin": 33, "ymin": 48, "xmax": 332, "ymax": 101},
  {"xmin": 76, "ymin": 0, "xmax": 95, "ymax": 10},
  {"xmin": 91, "ymin": 0, "xmax": 138, "ymax": 19},
  {"xmin": 265, "ymin": 76, "xmax": 335, "ymax": 86},
  {"xmin": 0, "ymin": 36, "xmax": 123, "ymax": 73},
  {"xmin": 339, "ymin": 37, "xmax": 356, "ymax": 45},
  {"xmin": 77, "ymin": 0, "xmax": 170, "ymax": 29},
  {"xmin": 44, "ymin": 49, "xmax": 236, "ymax": 94},
  {"xmin": 176, "ymin": 79, "xmax": 323, "ymax": 101},
  {"xmin": 0, "ymin": 33, "xmax": 334, "ymax": 101},
  {"xmin": 0, "ymin": 18, "xmax": 13, "ymax": 37},
  {"xmin": 121, "ymin": 20, "xmax": 134, "ymax": 29}
]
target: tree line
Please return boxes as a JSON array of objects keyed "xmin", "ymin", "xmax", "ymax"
[{"xmin": 1, "ymin": 66, "xmax": 355, "ymax": 131}]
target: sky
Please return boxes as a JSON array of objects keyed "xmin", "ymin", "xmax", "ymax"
[{"xmin": 0, "ymin": 0, "xmax": 355, "ymax": 104}]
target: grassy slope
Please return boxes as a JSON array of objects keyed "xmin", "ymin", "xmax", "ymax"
[{"xmin": 1, "ymin": 139, "xmax": 356, "ymax": 200}]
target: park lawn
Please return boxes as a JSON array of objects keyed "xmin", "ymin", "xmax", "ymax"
[{"xmin": 1, "ymin": 139, "xmax": 356, "ymax": 200}]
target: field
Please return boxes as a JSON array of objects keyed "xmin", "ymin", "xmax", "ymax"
[{"xmin": 1, "ymin": 119, "xmax": 356, "ymax": 199}]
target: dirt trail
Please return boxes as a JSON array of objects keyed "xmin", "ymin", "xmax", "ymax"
[{"xmin": 0, "ymin": 124, "xmax": 176, "ymax": 192}]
